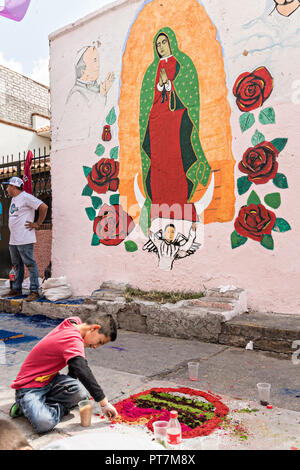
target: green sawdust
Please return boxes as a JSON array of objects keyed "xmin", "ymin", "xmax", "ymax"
[
  {"xmin": 234, "ymin": 408, "xmax": 259, "ymax": 414},
  {"xmin": 134, "ymin": 391, "xmax": 215, "ymax": 429},
  {"xmin": 124, "ymin": 287, "xmax": 204, "ymax": 304},
  {"xmin": 218, "ymin": 416, "xmax": 249, "ymax": 441}
]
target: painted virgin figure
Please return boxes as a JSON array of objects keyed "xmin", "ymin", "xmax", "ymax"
[{"xmin": 139, "ymin": 27, "xmax": 211, "ymax": 234}]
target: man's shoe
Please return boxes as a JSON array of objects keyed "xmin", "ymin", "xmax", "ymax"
[
  {"xmin": 2, "ymin": 290, "xmax": 22, "ymax": 298},
  {"xmin": 25, "ymin": 292, "xmax": 40, "ymax": 302},
  {"xmin": 9, "ymin": 403, "xmax": 23, "ymax": 418}
]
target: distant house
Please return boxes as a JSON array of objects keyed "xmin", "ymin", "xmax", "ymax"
[
  {"xmin": 0, "ymin": 64, "xmax": 51, "ymax": 160},
  {"xmin": 0, "ymin": 65, "xmax": 52, "ymax": 278}
]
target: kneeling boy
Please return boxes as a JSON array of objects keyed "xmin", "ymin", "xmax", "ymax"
[{"xmin": 10, "ymin": 313, "xmax": 118, "ymax": 434}]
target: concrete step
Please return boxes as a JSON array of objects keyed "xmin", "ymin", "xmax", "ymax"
[
  {"xmin": 190, "ymin": 296, "xmax": 234, "ymax": 311},
  {"xmin": 0, "ymin": 284, "xmax": 248, "ymax": 344},
  {"xmin": 1, "ymin": 290, "xmax": 299, "ymax": 356},
  {"xmin": 219, "ymin": 311, "xmax": 300, "ymax": 355},
  {"xmin": 205, "ymin": 287, "xmax": 245, "ymax": 300}
]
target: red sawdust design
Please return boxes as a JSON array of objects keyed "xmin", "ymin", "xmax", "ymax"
[{"xmin": 114, "ymin": 387, "xmax": 229, "ymax": 439}]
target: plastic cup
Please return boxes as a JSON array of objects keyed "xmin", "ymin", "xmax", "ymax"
[
  {"xmin": 188, "ymin": 362, "xmax": 199, "ymax": 381},
  {"xmin": 153, "ymin": 421, "xmax": 168, "ymax": 446},
  {"xmin": 78, "ymin": 399, "xmax": 93, "ymax": 427},
  {"xmin": 257, "ymin": 383, "xmax": 271, "ymax": 406}
]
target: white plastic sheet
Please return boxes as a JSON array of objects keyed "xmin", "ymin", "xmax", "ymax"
[{"xmin": 41, "ymin": 276, "xmax": 72, "ymax": 301}]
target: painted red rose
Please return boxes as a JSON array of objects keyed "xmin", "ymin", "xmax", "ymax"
[
  {"xmin": 234, "ymin": 204, "xmax": 276, "ymax": 242},
  {"xmin": 233, "ymin": 66, "xmax": 273, "ymax": 112},
  {"xmin": 93, "ymin": 204, "xmax": 135, "ymax": 246},
  {"xmin": 238, "ymin": 141, "xmax": 279, "ymax": 184},
  {"xmin": 87, "ymin": 158, "xmax": 119, "ymax": 194}
]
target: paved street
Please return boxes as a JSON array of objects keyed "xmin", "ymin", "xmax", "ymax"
[{"xmin": 1, "ymin": 312, "xmax": 300, "ymax": 450}]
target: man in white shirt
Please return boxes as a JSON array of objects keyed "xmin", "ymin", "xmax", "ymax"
[{"xmin": 2, "ymin": 177, "xmax": 48, "ymax": 302}]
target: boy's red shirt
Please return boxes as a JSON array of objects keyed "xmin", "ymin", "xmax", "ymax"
[{"xmin": 11, "ymin": 317, "xmax": 85, "ymax": 390}]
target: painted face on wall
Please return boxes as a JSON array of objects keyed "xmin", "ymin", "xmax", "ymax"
[
  {"xmin": 156, "ymin": 34, "xmax": 171, "ymax": 58},
  {"xmin": 81, "ymin": 46, "xmax": 100, "ymax": 82},
  {"xmin": 164, "ymin": 224, "xmax": 176, "ymax": 243}
]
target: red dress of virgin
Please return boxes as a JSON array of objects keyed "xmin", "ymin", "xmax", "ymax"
[{"xmin": 148, "ymin": 56, "xmax": 198, "ymax": 222}]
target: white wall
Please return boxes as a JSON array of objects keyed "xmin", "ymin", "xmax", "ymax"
[
  {"xmin": 49, "ymin": 0, "xmax": 300, "ymax": 314},
  {"xmin": 0, "ymin": 121, "xmax": 50, "ymax": 161}
]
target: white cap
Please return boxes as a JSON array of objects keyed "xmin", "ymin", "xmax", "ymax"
[{"xmin": 2, "ymin": 177, "xmax": 24, "ymax": 188}]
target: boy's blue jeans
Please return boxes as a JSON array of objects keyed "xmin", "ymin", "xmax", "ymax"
[
  {"xmin": 9, "ymin": 243, "xmax": 39, "ymax": 293},
  {"xmin": 15, "ymin": 374, "xmax": 88, "ymax": 434}
]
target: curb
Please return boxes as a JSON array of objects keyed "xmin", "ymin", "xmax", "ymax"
[
  {"xmin": 2, "ymin": 289, "xmax": 299, "ymax": 356},
  {"xmin": 0, "ymin": 287, "xmax": 247, "ymax": 345}
]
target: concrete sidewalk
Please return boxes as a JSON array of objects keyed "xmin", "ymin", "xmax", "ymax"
[{"xmin": 1, "ymin": 328, "xmax": 300, "ymax": 450}]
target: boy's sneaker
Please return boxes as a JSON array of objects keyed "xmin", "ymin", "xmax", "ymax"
[{"xmin": 9, "ymin": 402, "xmax": 23, "ymax": 418}]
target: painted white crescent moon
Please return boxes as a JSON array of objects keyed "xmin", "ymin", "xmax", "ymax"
[{"xmin": 134, "ymin": 172, "xmax": 215, "ymax": 215}]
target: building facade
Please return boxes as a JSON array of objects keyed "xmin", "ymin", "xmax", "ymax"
[{"xmin": 0, "ymin": 65, "xmax": 51, "ymax": 159}]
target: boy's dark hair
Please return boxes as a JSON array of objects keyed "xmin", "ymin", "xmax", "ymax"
[
  {"xmin": 81, "ymin": 313, "xmax": 117, "ymax": 342},
  {"xmin": 0, "ymin": 419, "xmax": 31, "ymax": 450}
]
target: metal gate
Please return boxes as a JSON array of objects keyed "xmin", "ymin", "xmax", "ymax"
[{"xmin": 0, "ymin": 148, "xmax": 51, "ymax": 278}]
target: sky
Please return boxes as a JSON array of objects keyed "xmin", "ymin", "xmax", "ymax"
[{"xmin": 0, "ymin": 0, "xmax": 114, "ymax": 85}]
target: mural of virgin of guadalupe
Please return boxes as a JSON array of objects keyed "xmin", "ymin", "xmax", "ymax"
[{"xmin": 139, "ymin": 27, "xmax": 211, "ymax": 235}]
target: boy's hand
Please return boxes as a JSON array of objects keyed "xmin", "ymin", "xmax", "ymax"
[{"xmin": 101, "ymin": 402, "xmax": 118, "ymax": 419}]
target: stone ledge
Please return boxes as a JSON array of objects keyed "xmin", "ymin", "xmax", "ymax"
[
  {"xmin": 0, "ymin": 286, "xmax": 248, "ymax": 345},
  {"xmin": 93, "ymin": 285, "xmax": 248, "ymax": 342},
  {"xmin": 0, "ymin": 298, "xmax": 23, "ymax": 314},
  {"xmin": 2, "ymin": 289, "xmax": 299, "ymax": 355},
  {"xmin": 0, "ymin": 298, "xmax": 97, "ymax": 320},
  {"xmin": 21, "ymin": 301, "xmax": 97, "ymax": 320},
  {"xmin": 219, "ymin": 311, "xmax": 300, "ymax": 355}
]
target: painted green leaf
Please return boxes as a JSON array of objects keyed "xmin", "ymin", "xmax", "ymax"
[
  {"xmin": 251, "ymin": 130, "xmax": 265, "ymax": 146},
  {"xmin": 110, "ymin": 146, "xmax": 119, "ymax": 160},
  {"xmin": 231, "ymin": 230, "xmax": 248, "ymax": 249},
  {"xmin": 82, "ymin": 184, "xmax": 93, "ymax": 197},
  {"xmin": 125, "ymin": 240, "xmax": 138, "ymax": 252},
  {"xmin": 239, "ymin": 112, "xmax": 255, "ymax": 133},
  {"xmin": 109, "ymin": 194, "xmax": 120, "ymax": 205},
  {"xmin": 237, "ymin": 176, "xmax": 252, "ymax": 195},
  {"xmin": 83, "ymin": 166, "xmax": 92, "ymax": 178},
  {"xmin": 273, "ymin": 173, "xmax": 288, "ymax": 189},
  {"xmin": 260, "ymin": 234, "xmax": 274, "ymax": 250},
  {"xmin": 106, "ymin": 107, "xmax": 117, "ymax": 125},
  {"xmin": 91, "ymin": 196, "xmax": 102, "ymax": 210},
  {"xmin": 272, "ymin": 218, "xmax": 291, "ymax": 233},
  {"xmin": 264, "ymin": 193, "xmax": 281, "ymax": 209},
  {"xmin": 95, "ymin": 144, "xmax": 105, "ymax": 157},
  {"xmin": 247, "ymin": 190, "xmax": 261, "ymax": 206},
  {"xmin": 91, "ymin": 233, "xmax": 100, "ymax": 246},
  {"xmin": 271, "ymin": 138, "xmax": 288, "ymax": 153},
  {"xmin": 259, "ymin": 107, "xmax": 275, "ymax": 125},
  {"xmin": 85, "ymin": 207, "xmax": 96, "ymax": 221}
]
